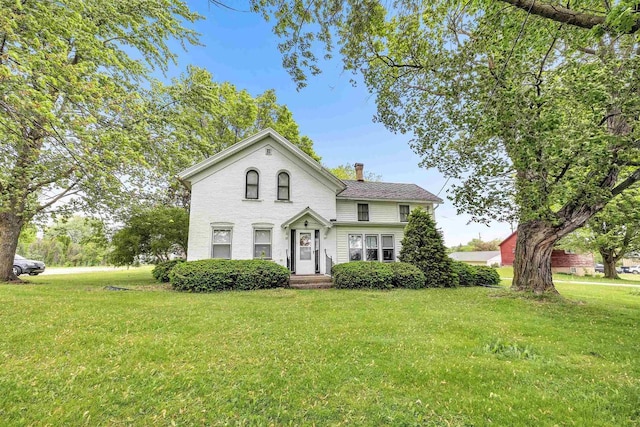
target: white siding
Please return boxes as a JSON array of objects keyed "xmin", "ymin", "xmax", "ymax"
[
  {"xmin": 336, "ymin": 200, "xmax": 434, "ymax": 222},
  {"xmin": 336, "ymin": 200, "xmax": 356, "ymax": 221},
  {"xmin": 187, "ymin": 136, "xmax": 338, "ymax": 271}
]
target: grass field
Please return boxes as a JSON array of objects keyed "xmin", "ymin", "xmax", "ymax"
[
  {"xmin": 1, "ymin": 269, "xmax": 639, "ymax": 425},
  {"xmin": 497, "ymin": 266, "xmax": 640, "ymax": 285}
]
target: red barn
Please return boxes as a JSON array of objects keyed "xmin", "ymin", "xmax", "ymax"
[{"xmin": 499, "ymin": 231, "xmax": 595, "ymax": 276}]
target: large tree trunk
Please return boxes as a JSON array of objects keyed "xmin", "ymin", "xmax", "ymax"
[
  {"xmin": 511, "ymin": 221, "xmax": 559, "ymax": 294},
  {"xmin": 0, "ymin": 212, "xmax": 24, "ymax": 282},
  {"xmin": 600, "ymin": 249, "xmax": 620, "ymax": 279}
]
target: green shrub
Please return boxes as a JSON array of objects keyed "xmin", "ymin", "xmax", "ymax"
[
  {"xmin": 169, "ymin": 259, "xmax": 290, "ymax": 292},
  {"xmin": 473, "ymin": 266, "xmax": 501, "ymax": 287},
  {"xmin": 332, "ymin": 262, "xmax": 394, "ymax": 289},
  {"xmin": 152, "ymin": 259, "xmax": 185, "ymax": 283},
  {"xmin": 399, "ymin": 207, "xmax": 458, "ymax": 287},
  {"xmin": 332, "ymin": 261, "xmax": 427, "ymax": 289},
  {"xmin": 387, "ymin": 262, "xmax": 426, "ymax": 289},
  {"xmin": 451, "ymin": 261, "xmax": 476, "ymax": 287}
]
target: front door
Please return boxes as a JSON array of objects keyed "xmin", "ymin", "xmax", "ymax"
[{"xmin": 296, "ymin": 230, "xmax": 316, "ymax": 275}]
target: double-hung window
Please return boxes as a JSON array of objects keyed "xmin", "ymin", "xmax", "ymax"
[
  {"xmin": 246, "ymin": 170, "xmax": 259, "ymax": 199},
  {"xmin": 348, "ymin": 234, "xmax": 363, "ymax": 261},
  {"xmin": 365, "ymin": 235, "xmax": 379, "ymax": 261},
  {"xmin": 254, "ymin": 229, "xmax": 272, "ymax": 259},
  {"xmin": 212, "ymin": 228, "xmax": 232, "ymax": 259},
  {"xmin": 382, "ymin": 235, "xmax": 395, "ymax": 261},
  {"xmin": 399, "ymin": 205, "xmax": 410, "ymax": 222},
  {"xmin": 277, "ymin": 172, "xmax": 290, "ymax": 201},
  {"xmin": 357, "ymin": 203, "xmax": 369, "ymax": 221}
]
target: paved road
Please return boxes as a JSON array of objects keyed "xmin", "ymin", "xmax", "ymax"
[{"xmin": 503, "ymin": 278, "xmax": 640, "ymax": 288}]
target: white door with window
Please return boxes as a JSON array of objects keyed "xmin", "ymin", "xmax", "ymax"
[{"xmin": 296, "ymin": 230, "xmax": 315, "ymax": 274}]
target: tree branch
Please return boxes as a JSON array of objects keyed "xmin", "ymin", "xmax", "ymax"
[
  {"xmin": 373, "ymin": 52, "xmax": 423, "ymax": 70},
  {"xmin": 35, "ymin": 183, "xmax": 79, "ymax": 213},
  {"xmin": 499, "ymin": 0, "xmax": 640, "ymax": 33},
  {"xmin": 499, "ymin": 0, "xmax": 603, "ymax": 28},
  {"xmin": 611, "ymin": 167, "xmax": 640, "ymax": 197}
]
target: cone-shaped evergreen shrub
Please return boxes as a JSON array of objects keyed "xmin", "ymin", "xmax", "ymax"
[{"xmin": 399, "ymin": 207, "xmax": 458, "ymax": 287}]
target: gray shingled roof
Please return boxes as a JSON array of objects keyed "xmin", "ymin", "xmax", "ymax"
[{"xmin": 337, "ymin": 180, "xmax": 443, "ymax": 203}]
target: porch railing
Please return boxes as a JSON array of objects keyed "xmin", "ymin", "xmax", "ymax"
[{"xmin": 325, "ymin": 249, "xmax": 334, "ymax": 277}]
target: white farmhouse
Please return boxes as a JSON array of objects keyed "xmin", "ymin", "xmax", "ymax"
[{"xmin": 178, "ymin": 128, "xmax": 442, "ymax": 276}]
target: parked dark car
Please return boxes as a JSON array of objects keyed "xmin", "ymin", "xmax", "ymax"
[
  {"xmin": 620, "ymin": 266, "xmax": 631, "ymax": 274},
  {"xmin": 13, "ymin": 254, "xmax": 45, "ymax": 276},
  {"xmin": 594, "ymin": 263, "xmax": 604, "ymax": 273}
]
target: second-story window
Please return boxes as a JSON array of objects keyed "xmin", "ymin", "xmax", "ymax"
[
  {"xmin": 246, "ymin": 170, "xmax": 259, "ymax": 199},
  {"xmin": 357, "ymin": 203, "xmax": 369, "ymax": 221},
  {"xmin": 399, "ymin": 205, "xmax": 410, "ymax": 222},
  {"xmin": 277, "ymin": 172, "xmax": 290, "ymax": 200}
]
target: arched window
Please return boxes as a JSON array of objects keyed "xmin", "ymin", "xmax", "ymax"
[
  {"xmin": 277, "ymin": 172, "xmax": 290, "ymax": 200},
  {"xmin": 246, "ymin": 170, "xmax": 259, "ymax": 199}
]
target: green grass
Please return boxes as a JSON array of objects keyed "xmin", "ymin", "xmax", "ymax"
[
  {"xmin": 1, "ymin": 269, "xmax": 639, "ymax": 425},
  {"xmin": 497, "ymin": 266, "xmax": 640, "ymax": 285}
]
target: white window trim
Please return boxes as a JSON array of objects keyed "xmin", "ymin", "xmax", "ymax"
[
  {"xmin": 365, "ymin": 234, "xmax": 380, "ymax": 262},
  {"xmin": 381, "ymin": 234, "xmax": 395, "ymax": 262},
  {"xmin": 356, "ymin": 203, "xmax": 370, "ymax": 222},
  {"xmin": 398, "ymin": 204, "xmax": 410, "ymax": 222},
  {"xmin": 348, "ymin": 233, "xmax": 396, "ymax": 262},
  {"xmin": 211, "ymin": 227, "xmax": 233, "ymax": 259},
  {"xmin": 253, "ymin": 227, "xmax": 273, "ymax": 260},
  {"xmin": 348, "ymin": 234, "xmax": 364, "ymax": 261}
]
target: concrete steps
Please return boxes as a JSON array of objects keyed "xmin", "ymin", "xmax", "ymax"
[{"xmin": 289, "ymin": 274, "xmax": 333, "ymax": 289}]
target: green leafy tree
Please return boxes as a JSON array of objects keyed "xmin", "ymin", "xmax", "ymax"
[
  {"xmin": 451, "ymin": 238, "xmax": 502, "ymax": 252},
  {"xmin": 328, "ymin": 163, "xmax": 382, "ymax": 181},
  {"xmin": 110, "ymin": 207, "xmax": 189, "ymax": 266},
  {"xmin": 144, "ymin": 66, "xmax": 319, "ymax": 207},
  {"xmin": 17, "ymin": 216, "xmax": 109, "ymax": 266},
  {"xmin": 16, "ymin": 224, "xmax": 38, "ymax": 256},
  {"xmin": 253, "ymin": 0, "xmax": 640, "ymax": 294},
  {"xmin": 560, "ymin": 190, "xmax": 640, "ymax": 279},
  {"xmin": 45, "ymin": 216, "xmax": 109, "ymax": 266},
  {"xmin": 0, "ymin": 0, "xmax": 200, "ymax": 281},
  {"xmin": 399, "ymin": 207, "xmax": 457, "ymax": 287}
]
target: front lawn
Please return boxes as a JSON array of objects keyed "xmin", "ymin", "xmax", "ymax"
[
  {"xmin": 1, "ymin": 270, "xmax": 639, "ymax": 425},
  {"xmin": 497, "ymin": 266, "xmax": 640, "ymax": 285}
]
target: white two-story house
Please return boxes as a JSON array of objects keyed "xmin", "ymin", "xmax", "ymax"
[{"xmin": 178, "ymin": 128, "xmax": 442, "ymax": 275}]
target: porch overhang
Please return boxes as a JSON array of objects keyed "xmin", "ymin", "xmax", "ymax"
[{"xmin": 281, "ymin": 207, "xmax": 333, "ymax": 230}]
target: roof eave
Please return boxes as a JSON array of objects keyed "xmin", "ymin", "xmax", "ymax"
[
  {"xmin": 177, "ymin": 128, "xmax": 346, "ymax": 191},
  {"xmin": 281, "ymin": 207, "xmax": 333, "ymax": 229},
  {"xmin": 336, "ymin": 196, "xmax": 443, "ymax": 204}
]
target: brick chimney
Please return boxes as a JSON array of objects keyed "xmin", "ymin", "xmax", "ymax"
[{"xmin": 354, "ymin": 163, "xmax": 364, "ymax": 181}]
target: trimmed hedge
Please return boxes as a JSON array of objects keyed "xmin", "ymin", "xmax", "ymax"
[
  {"xmin": 332, "ymin": 262, "xmax": 394, "ymax": 289},
  {"xmin": 332, "ymin": 261, "xmax": 426, "ymax": 289},
  {"xmin": 474, "ymin": 266, "xmax": 501, "ymax": 287},
  {"xmin": 152, "ymin": 259, "xmax": 185, "ymax": 283},
  {"xmin": 451, "ymin": 261, "xmax": 476, "ymax": 287},
  {"xmin": 169, "ymin": 259, "xmax": 290, "ymax": 292},
  {"xmin": 450, "ymin": 262, "xmax": 501, "ymax": 287},
  {"xmin": 387, "ymin": 262, "xmax": 427, "ymax": 289}
]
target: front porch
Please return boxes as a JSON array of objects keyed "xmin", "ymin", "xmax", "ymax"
[{"xmin": 282, "ymin": 207, "xmax": 335, "ymax": 276}]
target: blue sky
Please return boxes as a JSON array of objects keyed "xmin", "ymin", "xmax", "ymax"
[{"xmin": 166, "ymin": 1, "xmax": 512, "ymax": 246}]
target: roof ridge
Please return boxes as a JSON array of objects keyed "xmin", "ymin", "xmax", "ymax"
[{"xmin": 341, "ymin": 179, "xmax": 422, "ymax": 186}]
